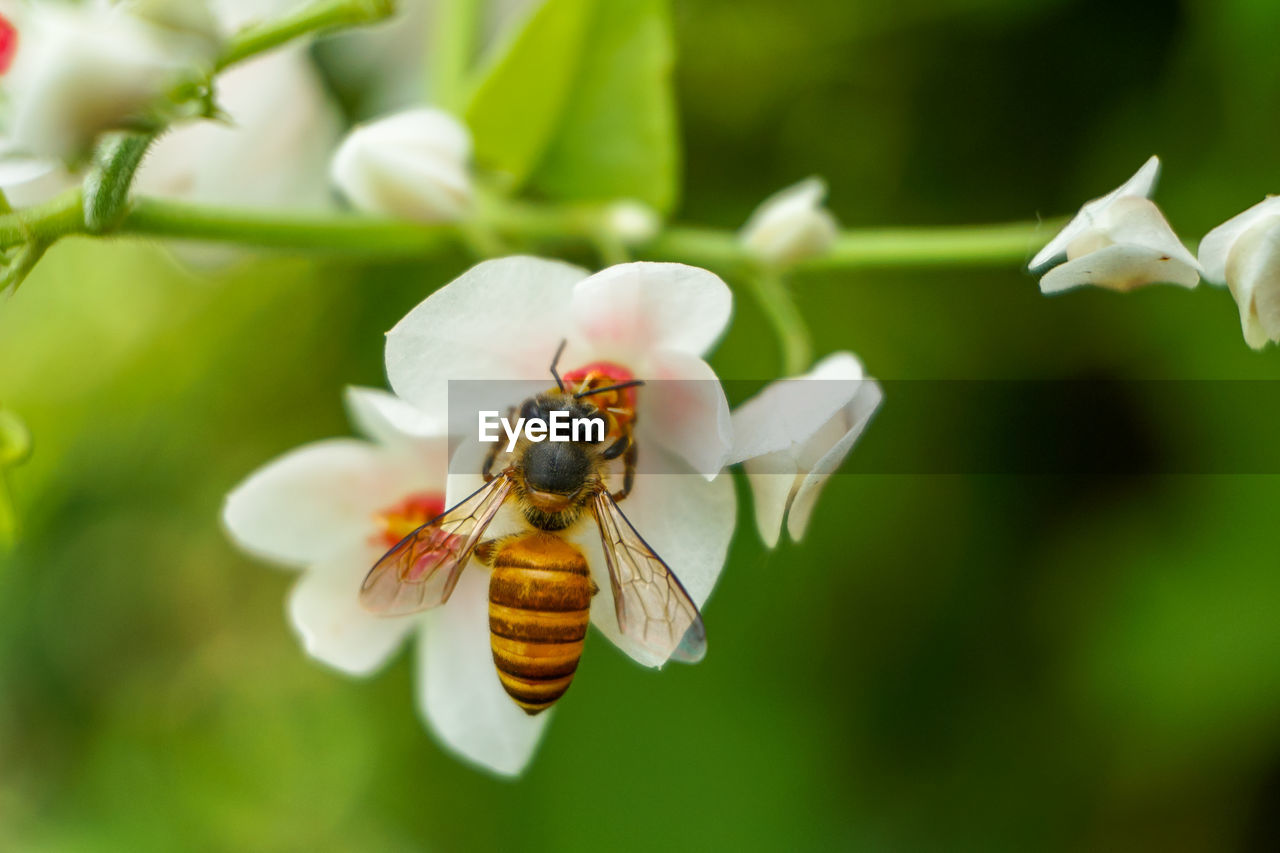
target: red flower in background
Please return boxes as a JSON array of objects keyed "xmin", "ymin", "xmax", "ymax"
[{"xmin": 0, "ymin": 13, "xmax": 17, "ymax": 75}]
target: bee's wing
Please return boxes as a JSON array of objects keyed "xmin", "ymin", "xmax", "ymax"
[
  {"xmin": 590, "ymin": 490, "xmax": 707, "ymax": 664},
  {"xmin": 360, "ymin": 474, "xmax": 515, "ymax": 616}
]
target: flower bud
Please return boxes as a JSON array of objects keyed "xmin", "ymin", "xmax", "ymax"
[
  {"xmin": 603, "ymin": 199, "xmax": 660, "ymax": 246},
  {"xmin": 727, "ymin": 352, "xmax": 882, "ymax": 547},
  {"xmin": 1199, "ymin": 196, "xmax": 1280, "ymax": 349},
  {"xmin": 1030, "ymin": 156, "xmax": 1201, "ymax": 293},
  {"xmin": 330, "ymin": 108, "xmax": 473, "ymax": 223},
  {"xmin": 739, "ymin": 177, "xmax": 838, "ymax": 268}
]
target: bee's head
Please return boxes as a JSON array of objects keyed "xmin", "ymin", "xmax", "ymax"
[{"xmin": 514, "ymin": 389, "xmax": 604, "ymax": 522}]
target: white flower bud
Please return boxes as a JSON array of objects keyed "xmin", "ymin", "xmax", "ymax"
[
  {"xmin": 739, "ymin": 177, "xmax": 838, "ymax": 267},
  {"xmin": 1199, "ymin": 196, "xmax": 1280, "ymax": 349},
  {"xmin": 0, "ymin": 2, "xmax": 213, "ymax": 162},
  {"xmin": 1030, "ymin": 156, "xmax": 1202, "ymax": 293},
  {"xmin": 604, "ymin": 199, "xmax": 660, "ymax": 246},
  {"xmin": 727, "ymin": 352, "xmax": 882, "ymax": 547},
  {"xmin": 330, "ymin": 108, "xmax": 473, "ymax": 223}
]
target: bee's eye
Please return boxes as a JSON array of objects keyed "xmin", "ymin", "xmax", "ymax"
[{"xmin": 519, "ymin": 398, "xmax": 540, "ymax": 421}]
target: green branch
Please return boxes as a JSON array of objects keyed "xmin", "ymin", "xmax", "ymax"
[
  {"xmin": 0, "ymin": 189, "xmax": 1058, "ymax": 270},
  {"xmin": 744, "ymin": 271, "xmax": 813, "ymax": 375},
  {"xmin": 217, "ymin": 0, "xmax": 397, "ymax": 71},
  {"xmin": 124, "ymin": 197, "xmax": 458, "ymax": 256}
]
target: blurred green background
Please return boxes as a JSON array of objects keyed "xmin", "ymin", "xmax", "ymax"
[{"xmin": 4, "ymin": 0, "xmax": 1280, "ymax": 849}]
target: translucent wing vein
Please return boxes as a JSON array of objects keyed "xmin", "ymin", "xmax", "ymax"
[
  {"xmin": 360, "ymin": 475, "xmax": 514, "ymax": 616},
  {"xmin": 591, "ymin": 490, "xmax": 707, "ymax": 664}
]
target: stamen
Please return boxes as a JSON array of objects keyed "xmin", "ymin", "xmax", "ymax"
[{"xmin": 371, "ymin": 491, "xmax": 446, "ymax": 548}]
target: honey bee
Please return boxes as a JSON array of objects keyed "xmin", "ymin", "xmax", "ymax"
[{"xmin": 359, "ymin": 343, "xmax": 706, "ymax": 714}]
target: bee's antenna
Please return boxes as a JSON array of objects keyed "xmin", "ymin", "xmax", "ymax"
[
  {"xmin": 575, "ymin": 379, "xmax": 645, "ymax": 399},
  {"xmin": 549, "ymin": 339, "xmax": 567, "ymax": 392}
]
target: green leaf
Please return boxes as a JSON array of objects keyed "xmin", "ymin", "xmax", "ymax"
[
  {"xmin": 464, "ymin": 0, "xmax": 596, "ymax": 186},
  {"xmin": 528, "ymin": 0, "xmax": 680, "ymax": 214}
]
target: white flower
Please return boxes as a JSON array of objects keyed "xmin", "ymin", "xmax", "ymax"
[
  {"xmin": 1198, "ymin": 195, "xmax": 1280, "ymax": 349},
  {"xmin": 739, "ymin": 177, "xmax": 838, "ymax": 268},
  {"xmin": 727, "ymin": 353, "xmax": 882, "ymax": 548},
  {"xmin": 331, "ymin": 108, "xmax": 473, "ymax": 222},
  {"xmin": 1030, "ymin": 156, "xmax": 1202, "ymax": 294},
  {"xmin": 0, "ymin": 1, "xmax": 214, "ymax": 162},
  {"xmin": 386, "ymin": 257, "xmax": 738, "ymax": 680},
  {"xmin": 224, "ymin": 387, "xmax": 449, "ymax": 675},
  {"xmin": 225, "ymin": 388, "xmax": 558, "ymax": 776}
]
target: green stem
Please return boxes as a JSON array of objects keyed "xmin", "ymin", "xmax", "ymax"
[
  {"xmin": 83, "ymin": 133, "xmax": 156, "ymax": 233},
  {"xmin": 430, "ymin": 0, "xmax": 483, "ymax": 110},
  {"xmin": 125, "ymin": 197, "xmax": 458, "ymax": 256},
  {"xmin": 1, "ymin": 241, "xmax": 49, "ymax": 295},
  {"xmin": 745, "ymin": 271, "xmax": 813, "ymax": 375},
  {"xmin": 804, "ymin": 220, "xmax": 1068, "ymax": 270},
  {"xmin": 0, "ymin": 190, "xmax": 1059, "ymax": 272},
  {"xmin": 646, "ymin": 220, "xmax": 1065, "ymax": 274},
  {"xmin": 217, "ymin": 0, "xmax": 397, "ymax": 71},
  {"xmin": 0, "ymin": 190, "xmax": 84, "ymax": 246}
]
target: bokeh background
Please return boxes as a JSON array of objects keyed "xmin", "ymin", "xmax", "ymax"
[{"xmin": 4, "ymin": 0, "xmax": 1280, "ymax": 849}]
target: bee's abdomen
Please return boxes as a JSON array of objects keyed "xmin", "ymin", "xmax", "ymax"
[{"xmin": 488, "ymin": 534, "xmax": 595, "ymax": 715}]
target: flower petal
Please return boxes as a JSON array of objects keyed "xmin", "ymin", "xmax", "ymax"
[
  {"xmin": 417, "ymin": 567, "xmax": 550, "ymax": 776},
  {"xmin": 641, "ymin": 349, "xmax": 734, "ymax": 477},
  {"xmin": 727, "ymin": 351, "xmax": 867, "ymax": 464},
  {"xmin": 1226, "ymin": 219, "xmax": 1280, "ymax": 349},
  {"xmin": 344, "ymin": 386, "xmax": 447, "ymax": 447},
  {"xmin": 222, "ymin": 439, "xmax": 394, "ymax": 567},
  {"xmin": 1198, "ymin": 197, "xmax": 1280, "ymax": 285},
  {"xmin": 1039, "ymin": 244, "xmax": 1200, "ymax": 294},
  {"xmin": 1100, "ymin": 196, "xmax": 1201, "ymax": 271},
  {"xmin": 288, "ymin": 542, "xmax": 418, "ymax": 675},
  {"xmin": 572, "ymin": 444, "xmax": 737, "ymax": 668},
  {"xmin": 1030, "ymin": 155, "xmax": 1161, "ymax": 271},
  {"xmin": 786, "ymin": 380, "xmax": 884, "ymax": 542},
  {"xmin": 571, "ymin": 262, "xmax": 733, "ymax": 358},
  {"xmin": 1248, "ymin": 230, "xmax": 1280, "ymax": 343},
  {"xmin": 386, "ymin": 256, "xmax": 588, "ymax": 413},
  {"xmin": 741, "ymin": 452, "xmax": 799, "ymax": 549},
  {"xmin": 0, "ymin": 148, "xmax": 76, "ymax": 208}
]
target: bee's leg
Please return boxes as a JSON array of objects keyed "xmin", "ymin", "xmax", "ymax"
[
  {"xmin": 482, "ymin": 406, "xmax": 515, "ymax": 482},
  {"xmin": 608, "ymin": 439, "xmax": 638, "ymax": 502}
]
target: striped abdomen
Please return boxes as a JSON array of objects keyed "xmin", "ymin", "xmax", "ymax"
[{"xmin": 488, "ymin": 532, "xmax": 597, "ymax": 715}]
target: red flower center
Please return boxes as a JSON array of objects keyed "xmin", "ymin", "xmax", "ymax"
[
  {"xmin": 371, "ymin": 491, "xmax": 446, "ymax": 549},
  {"xmin": 0, "ymin": 14, "xmax": 17, "ymax": 76},
  {"xmin": 562, "ymin": 361, "xmax": 638, "ymax": 408}
]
